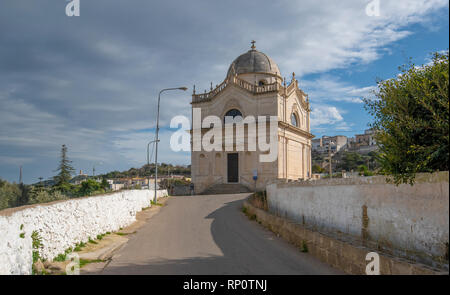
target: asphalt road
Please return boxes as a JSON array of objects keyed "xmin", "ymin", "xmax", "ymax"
[{"xmin": 101, "ymin": 193, "xmax": 342, "ymax": 275}]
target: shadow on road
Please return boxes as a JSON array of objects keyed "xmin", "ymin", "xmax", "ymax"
[{"xmin": 101, "ymin": 196, "xmax": 341, "ymax": 275}]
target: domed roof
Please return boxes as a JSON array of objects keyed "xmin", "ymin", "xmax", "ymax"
[{"xmin": 227, "ymin": 41, "xmax": 281, "ymax": 77}]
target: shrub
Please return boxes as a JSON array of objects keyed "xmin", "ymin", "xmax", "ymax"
[{"xmin": 364, "ymin": 51, "xmax": 449, "ymax": 184}]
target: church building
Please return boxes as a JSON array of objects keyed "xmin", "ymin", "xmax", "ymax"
[{"xmin": 191, "ymin": 42, "xmax": 313, "ymax": 194}]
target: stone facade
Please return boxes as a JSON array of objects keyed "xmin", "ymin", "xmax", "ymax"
[{"xmin": 191, "ymin": 42, "xmax": 313, "ymax": 193}]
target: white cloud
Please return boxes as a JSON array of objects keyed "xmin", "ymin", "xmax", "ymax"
[
  {"xmin": 260, "ymin": 0, "xmax": 449, "ymax": 77},
  {"xmin": 310, "ymin": 104, "xmax": 344, "ymax": 127},
  {"xmin": 310, "ymin": 105, "xmax": 354, "ymax": 134},
  {"xmin": 111, "ymin": 129, "xmax": 190, "ymax": 166},
  {"xmin": 301, "ymin": 76, "xmax": 376, "ymax": 104},
  {"xmin": 0, "ymin": 0, "xmax": 448, "ymax": 182}
]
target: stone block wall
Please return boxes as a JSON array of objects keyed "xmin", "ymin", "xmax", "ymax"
[
  {"xmin": 266, "ymin": 172, "xmax": 449, "ymax": 269},
  {"xmin": 0, "ymin": 189, "xmax": 167, "ymax": 275}
]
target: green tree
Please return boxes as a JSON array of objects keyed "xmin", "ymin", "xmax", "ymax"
[
  {"xmin": 0, "ymin": 178, "xmax": 21, "ymax": 210},
  {"xmin": 53, "ymin": 144, "xmax": 75, "ymax": 187},
  {"xmin": 16, "ymin": 183, "xmax": 30, "ymax": 206},
  {"xmin": 364, "ymin": 51, "xmax": 449, "ymax": 184},
  {"xmin": 28, "ymin": 188, "xmax": 67, "ymax": 204},
  {"xmin": 312, "ymin": 164, "xmax": 325, "ymax": 173},
  {"xmin": 101, "ymin": 178, "xmax": 109, "ymax": 190},
  {"xmin": 337, "ymin": 152, "xmax": 365, "ymax": 171},
  {"xmin": 78, "ymin": 179, "xmax": 103, "ymax": 196}
]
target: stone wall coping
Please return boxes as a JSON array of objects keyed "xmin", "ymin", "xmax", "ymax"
[
  {"xmin": 0, "ymin": 189, "xmax": 165, "ymax": 217},
  {"xmin": 267, "ymin": 171, "xmax": 449, "ymax": 188}
]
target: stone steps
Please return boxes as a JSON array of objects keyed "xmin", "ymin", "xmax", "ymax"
[{"xmin": 201, "ymin": 183, "xmax": 252, "ymax": 195}]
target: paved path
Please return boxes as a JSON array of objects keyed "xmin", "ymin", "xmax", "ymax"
[{"xmin": 101, "ymin": 194, "xmax": 342, "ymax": 275}]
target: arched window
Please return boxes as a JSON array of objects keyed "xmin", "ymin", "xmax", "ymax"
[
  {"xmin": 258, "ymin": 80, "xmax": 266, "ymax": 86},
  {"xmin": 291, "ymin": 113, "xmax": 298, "ymax": 127},
  {"xmin": 224, "ymin": 109, "xmax": 243, "ymax": 123}
]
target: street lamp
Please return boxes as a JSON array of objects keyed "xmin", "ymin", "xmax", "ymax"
[
  {"xmin": 154, "ymin": 87, "xmax": 188, "ymax": 203},
  {"xmin": 327, "ymin": 141, "xmax": 334, "ymax": 179},
  {"xmin": 93, "ymin": 161, "xmax": 103, "ymax": 178},
  {"xmin": 147, "ymin": 139, "xmax": 159, "ymax": 190}
]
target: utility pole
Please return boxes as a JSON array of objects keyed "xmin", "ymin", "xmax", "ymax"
[
  {"xmin": 19, "ymin": 166, "xmax": 23, "ymax": 184},
  {"xmin": 328, "ymin": 147, "xmax": 332, "ymax": 178},
  {"xmin": 327, "ymin": 141, "xmax": 334, "ymax": 179},
  {"xmin": 92, "ymin": 162, "xmax": 102, "ymax": 179},
  {"xmin": 167, "ymin": 167, "xmax": 170, "ymax": 193}
]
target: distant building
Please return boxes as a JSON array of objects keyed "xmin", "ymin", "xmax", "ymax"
[
  {"xmin": 354, "ymin": 129, "xmax": 376, "ymax": 146},
  {"xmin": 312, "ymin": 129, "xmax": 378, "ymax": 155},
  {"xmin": 107, "ymin": 179, "xmax": 125, "ymax": 191},
  {"xmin": 312, "ymin": 135, "xmax": 348, "ymax": 154},
  {"xmin": 70, "ymin": 170, "xmax": 89, "ymax": 185},
  {"xmin": 107, "ymin": 177, "xmax": 168, "ymax": 191},
  {"xmin": 348, "ymin": 129, "xmax": 378, "ymax": 153}
]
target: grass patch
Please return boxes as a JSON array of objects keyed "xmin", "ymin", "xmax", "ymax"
[
  {"xmin": 242, "ymin": 206, "xmax": 257, "ymax": 221},
  {"xmin": 150, "ymin": 200, "xmax": 163, "ymax": 206},
  {"xmin": 31, "ymin": 231, "xmax": 43, "ymax": 265},
  {"xmin": 53, "ymin": 253, "xmax": 67, "ymax": 262},
  {"xmin": 19, "ymin": 232, "xmax": 25, "ymax": 238},
  {"xmin": 79, "ymin": 259, "xmax": 106, "ymax": 268},
  {"xmin": 301, "ymin": 240, "xmax": 309, "ymax": 253},
  {"xmin": 249, "ymin": 191, "xmax": 268, "ymax": 211},
  {"xmin": 74, "ymin": 241, "xmax": 86, "ymax": 252},
  {"xmin": 116, "ymin": 231, "xmax": 136, "ymax": 236},
  {"xmin": 88, "ymin": 237, "xmax": 98, "ymax": 244},
  {"xmin": 53, "ymin": 247, "xmax": 73, "ymax": 262},
  {"xmin": 96, "ymin": 234, "xmax": 106, "ymax": 240}
]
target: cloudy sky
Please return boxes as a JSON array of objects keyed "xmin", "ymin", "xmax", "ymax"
[{"xmin": 0, "ymin": 0, "xmax": 448, "ymax": 183}]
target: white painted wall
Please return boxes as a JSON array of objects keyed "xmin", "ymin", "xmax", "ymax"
[
  {"xmin": 0, "ymin": 189, "xmax": 167, "ymax": 275},
  {"xmin": 266, "ymin": 172, "xmax": 449, "ymax": 268}
]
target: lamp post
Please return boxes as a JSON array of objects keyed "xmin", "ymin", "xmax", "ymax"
[
  {"xmin": 93, "ymin": 161, "xmax": 103, "ymax": 178},
  {"xmin": 154, "ymin": 87, "xmax": 188, "ymax": 203},
  {"xmin": 327, "ymin": 141, "xmax": 334, "ymax": 179},
  {"xmin": 147, "ymin": 139, "xmax": 159, "ymax": 190}
]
